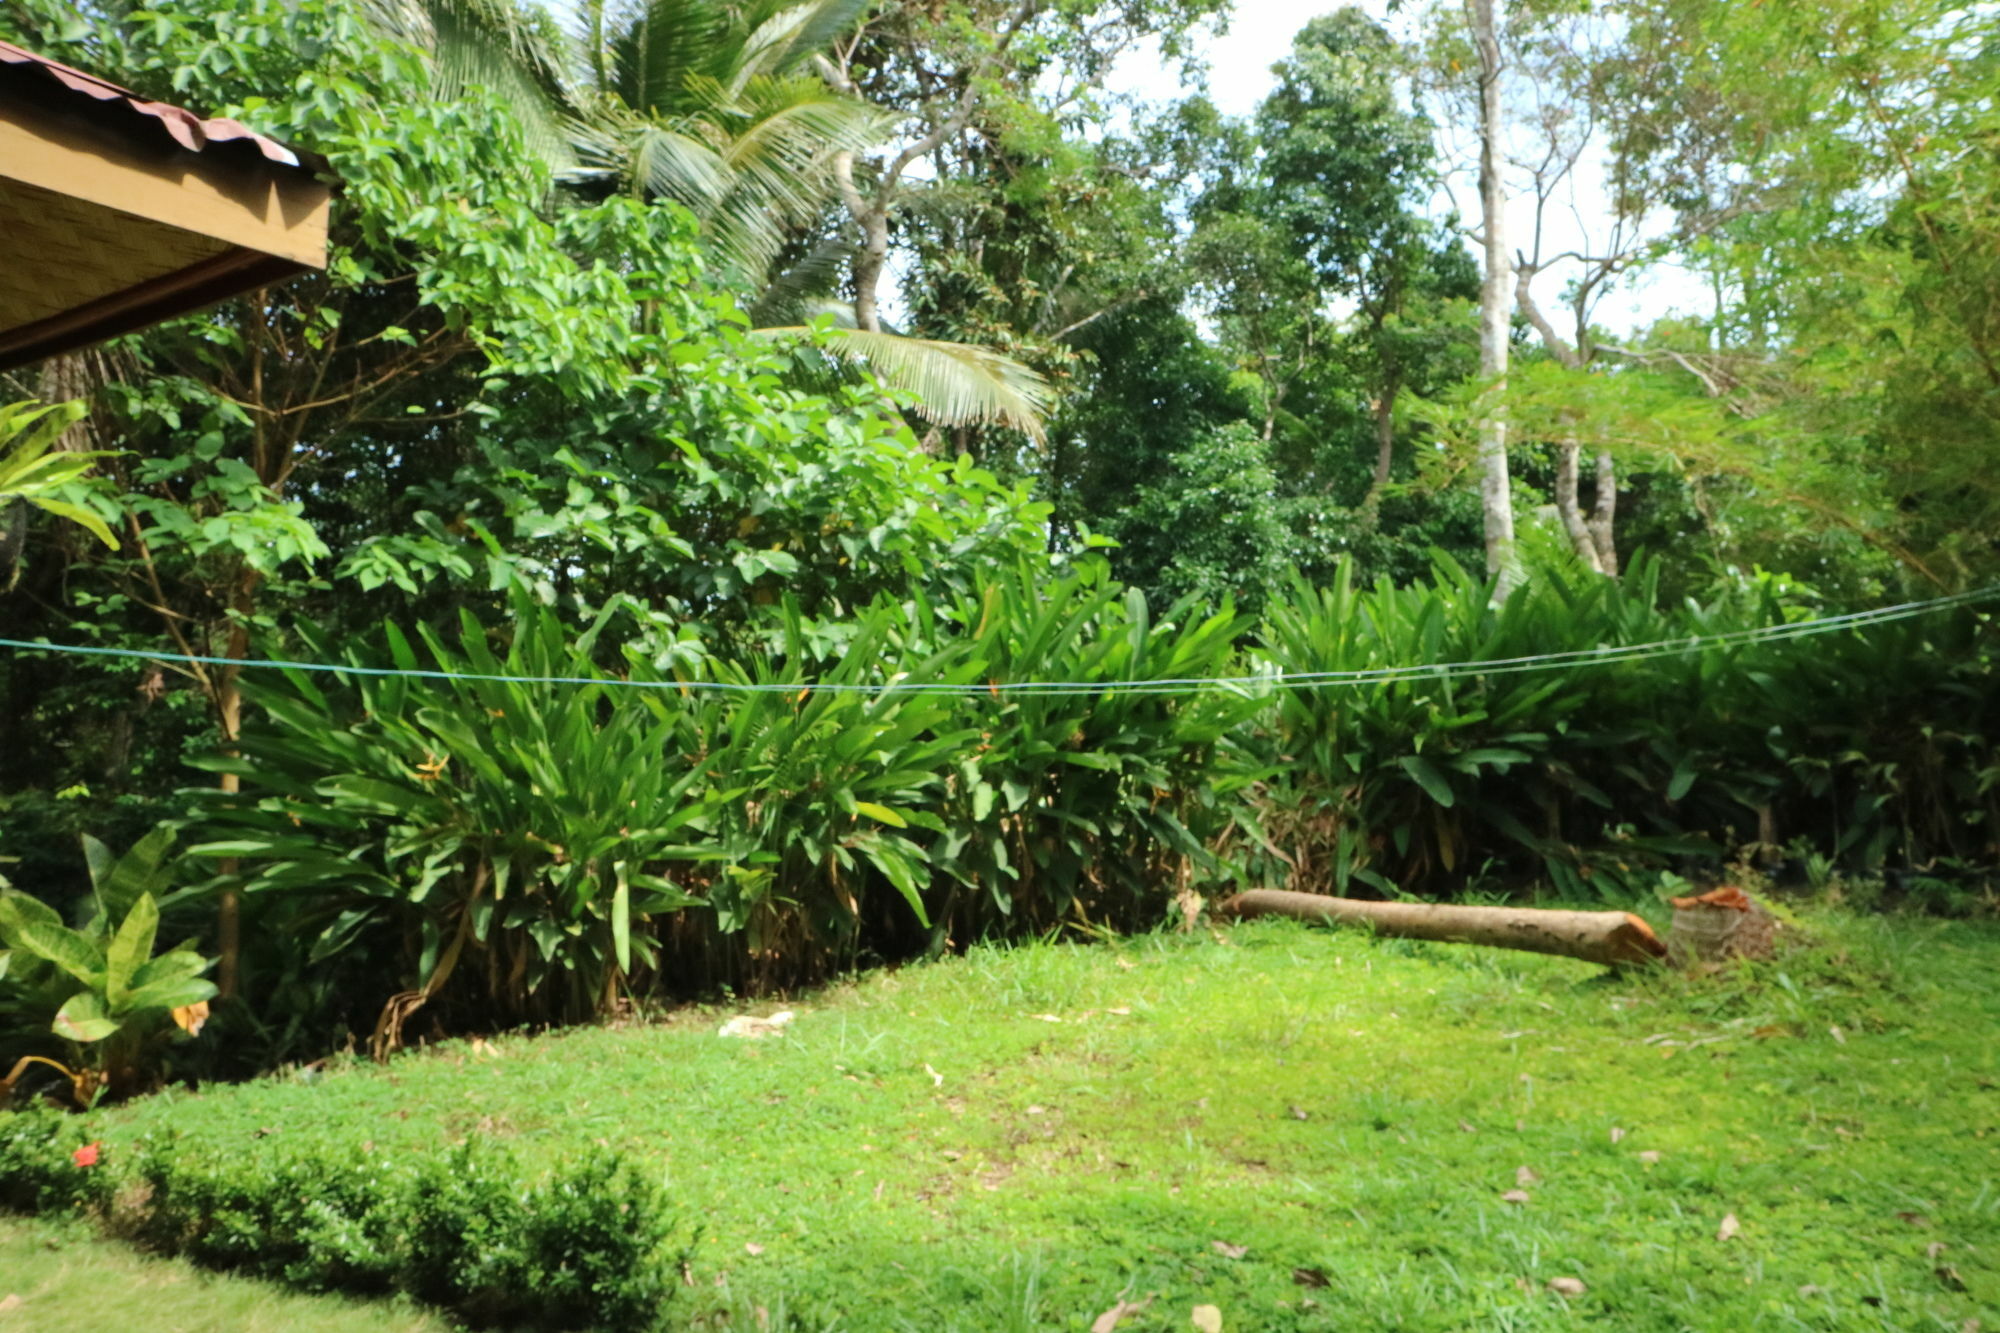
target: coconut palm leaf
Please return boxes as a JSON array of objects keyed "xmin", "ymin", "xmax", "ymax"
[{"xmin": 758, "ymin": 326, "xmax": 1052, "ymax": 441}]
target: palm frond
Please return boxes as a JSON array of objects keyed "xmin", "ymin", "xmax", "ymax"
[
  {"xmin": 759, "ymin": 328, "xmax": 1053, "ymax": 442},
  {"xmin": 741, "ymin": 0, "xmax": 873, "ymax": 86},
  {"xmin": 746, "ymin": 240, "xmax": 855, "ymax": 326},
  {"xmin": 610, "ymin": 0, "xmax": 731, "ymax": 115}
]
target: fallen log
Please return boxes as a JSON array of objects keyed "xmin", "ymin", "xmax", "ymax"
[{"xmin": 1216, "ymin": 889, "xmax": 1668, "ymax": 969}]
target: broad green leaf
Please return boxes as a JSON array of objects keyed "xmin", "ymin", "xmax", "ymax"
[
  {"xmin": 104, "ymin": 892, "xmax": 160, "ymax": 1003},
  {"xmin": 1397, "ymin": 755, "xmax": 1456, "ymax": 808},
  {"xmin": 53, "ymin": 991, "xmax": 120, "ymax": 1044},
  {"xmin": 852, "ymin": 801, "xmax": 908, "ymax": 828},
  {"xmin": 126, "ymin": 949, "xmax": 210, "ymax": 993},
  {"xmin": 1667, "ymin": 759, "xmax": 1697, "ymax": 802},
  {"xmin": 0, "ymin": 892, "xmax": 104, "ymax": 987},
  {"xmin": 611, "ymin": 861, "xmax": 632, "ymax": 974},
  {"xmin": 124, "ymin": 974, "xmax": 220, "ymax": 1014}
]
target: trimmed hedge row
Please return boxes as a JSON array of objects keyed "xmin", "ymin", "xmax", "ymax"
[{"xmin": 0, "ymin": 1110, "xmax": 688, "ymax": 1330}]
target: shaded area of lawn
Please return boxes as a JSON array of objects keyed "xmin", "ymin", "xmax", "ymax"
[
  {"xmin": 64, "ymin": 913, "xmax": 2000, "ymax": 1329},
  {"xmin": 0, "ymin": 1213, "xmax": 449, "ymax": 1331}
]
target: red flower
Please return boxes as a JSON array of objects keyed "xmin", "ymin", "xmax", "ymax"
[{"xmin": 71, "ymin": 1142, "xmax": 101, "ymax": 1168}]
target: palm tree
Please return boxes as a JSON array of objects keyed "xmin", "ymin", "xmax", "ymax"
[{"xmin": 370, "ymin": 0, "xmax": 1049, "ymax": 438}]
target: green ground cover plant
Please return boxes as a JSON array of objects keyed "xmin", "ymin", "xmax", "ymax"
[{"xmin": 4, "ymin": 910, "xmax": 1994, "ymax": 1330}]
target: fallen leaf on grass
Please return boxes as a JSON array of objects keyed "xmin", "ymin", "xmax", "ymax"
[
  {"xmin": 1031, "ymin": 1013, "xmax": 1064, "ymax": 1023},
  {"xmin": 1191, "ymin": 1305, "xmax": 1223, "ymax": 1332},
  {"xmin": 1547, "ymin": 1277, "xmax": 1587, "ymax": 1298},
  {"xmin": 1458, "ymin": 1120, "xmax": 1477, "ymax": 1134},
  {"xmin": 1896, "ymin": 1211, "xmax": 1932, "ymax": 1228},
  {"xmin": 1211, "ymin": 1241, "xmax": 1248, "ymax": 1259},
  {"xmin": 1090, "ymin": 1296, "xmax": 1153, "ymax": 1332},
  {"xmin": 1609, "ymin": 1127, "xmax": 1626, "ymax": 1144},
  {"xmin": 1108, "ymin": 1006, "xmax": 1132, "ymax": 1016},
  {"xmin": 1501, "ymin": 1190, "xmax": 1531, "ymax": 1205},
  {"xmin": 1516, "ymin": 1166, "xmax": 1540, "ymax": 1187},
  {"xmin": 744, "ymin": 1242, "xmax": 765, "ymax": 1256},
  {"xmin": 1716, "ymin": 1213, "xmax": 1739, "ymax": 1242},
  {"xmin": 1027, "ymin": 1105, "xmax": 1047, "ymax": 1116},
  {"xmin": 0, "ymin": 1294, "xmax": 22, "ymax": 1314},
  {"xmin": 1927, "ymin": 1242, "xmax": 1947, "ymax": 1262},
  {"xmin": 1637, "ymin": 1151, "xmax": 1661, "ymax": 1164},
  {"xmin": 1829, "ymin": 1025, "xmax": 1846, "ymax": 1044},
  {"xmin": 1116, "ymin": 957, "xmax": 1135, "ymax": 970},
  {"xmin": 925, "ymin": 1063, "xmax": 944, "ymax": 1087},
  {"xmin": 1288, "ymin": 1106, "xmax": 1310, "ymax": 1121},
  {"xmin": 1936, "ymin": 1265, "xmax": 1968, "ymax": 1292},
  {"xmin": 1292, "ymin": 1268, "xmax": 1329, "ymax": 1289},
  {"xmin": 1797, "ymin": 1285, "xmax": 1824, "ymax": 1298}
]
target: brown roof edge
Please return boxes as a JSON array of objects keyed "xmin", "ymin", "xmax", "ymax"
[
  {"xmin": 0, "ymin": 249, "xmax": 312, "ymax": 374},
  {"xmin": 0, "ymin": 38, "xmax": 332, "ymax": 177}
]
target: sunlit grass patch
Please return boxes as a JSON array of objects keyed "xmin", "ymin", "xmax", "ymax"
[{"xmin": 20, "ymin": 910, "xmax": 2000, "ymax": 1330}]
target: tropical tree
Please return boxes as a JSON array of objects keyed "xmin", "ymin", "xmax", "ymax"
[{"xmin": 377, "ymin": 0, "xmax": 1054, "ymax": 438}]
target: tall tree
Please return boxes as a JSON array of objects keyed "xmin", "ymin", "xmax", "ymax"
[{"xmin": 1466, "ymin": 0, "xmax": 1517, "ymax": 594}]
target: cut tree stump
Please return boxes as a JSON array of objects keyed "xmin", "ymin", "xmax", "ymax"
[
  {"xmin": 1216, "ymin": 890, "xmax": 1668, "ymax": 968},
  {"xmin": 1666, "ymin": 886, "xmax": 1776, "ymax": 964}
]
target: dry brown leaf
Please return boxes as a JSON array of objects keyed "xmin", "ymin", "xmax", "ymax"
[
  {"xmin": 1108, "ymin": 1006, "xmax": 1132, "ymax": 1016},
  {"xmin": 1089, "ymin": 1296, "xmax": 1153, "ymax": 1332},
  {"xmin": 170, "ymin": 1001, "xmax": 209, "ymax": 1036},
  {"xmin": 1116, "ymin": 957, "xmax": 1135, "ymax": 970},
  {"xmin": 1716, "ymin": 1213, "xmax": 1740, "ymax": 1242},
  {"xmin": 1502, "ymin": 1190, "xmax": 1531, "ymax": 1205},
  {"xmin": 1926, "ymin": 1242, "xmax": 1948, "ymax": 1262},
  {"xmin": 1897, "ymin": 1211, "xmax": 1932, "ymax": 1228},
  {"xmin": 1829, "ymin": 1025, "xmax": 1846, "ymax": 1045},
  {"xmin": 1936, "ymin": 1265, "xmax": 1968, "ymax": 1292},
  {"xmin": 1516, "ymin": 1166, "xmax": 1540, "ymax": 1187},
  {"xmin": 1609, "ymin": 1126, "xmax": 1626, "ymax": 1144},
  {"xmin": 1288, "ymin": 1106, "xmax": 1310, "ymax": 1121},
  {"xmin": 0, "ymin": 1294, "xmax": 21, "ymax": 1314},
  {"xmin": 1798, "ymin": 1285, "xmax": 1824, "ymax": 1299},
  {"xmin": 1458, "ymin": 1120, "xmax": 1477, "ymax": 1134},
  {"xmin": 744, "ymin": 1242, "xmax": 765, "ymax": 1256},
  {"xmin": 1637, "ymin": 1151, "xmax": 1661, "ymax": 1164},
  {"xmin": 1292, "ymin": 1268, "xmax": 1330, "ymax": 1289},
  {"xmin": 1175, "ymin": 886, "xmax": 1204, "ymax": 931},
  {"xmin": 1026, "ymin": 1105, "xmax": 1047, "ymax": 1116},
  {"xmin": 1191, "ymin": 1305, "xmax": 1223, "ymax": 1333},
  {"xmin": 1547, "ymin": 1277, "xmax": 1587, "ymax": 1298},
  {"xmin": 1031, "ymin": 1013, "xmax": 1064, "ymax": 1023},
  {"xmin": 1211, "ymin": 1240, "xmax": 1248, "ymax": 1260}
]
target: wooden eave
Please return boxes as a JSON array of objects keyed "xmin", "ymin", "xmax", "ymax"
[{"xmin": 0, "ymin": 43, "xmax": 335, "ymax": 373}]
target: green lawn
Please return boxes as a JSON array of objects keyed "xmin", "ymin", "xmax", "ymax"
[
  {"xmin": 0, "ymin": 1213, "xmax": 448, "ymax": 1330},
  {"xmin": 32, "ymin": 910, "xmax": 2000, "ymax": 1330}
]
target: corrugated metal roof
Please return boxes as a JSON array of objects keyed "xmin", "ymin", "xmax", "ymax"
[{"xmin": 0, "ymin": 38, "xmax": 329, "ymax": 175}]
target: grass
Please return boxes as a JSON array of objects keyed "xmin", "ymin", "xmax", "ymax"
[
  {"xmin": 0, "ymin": 1212, "xmax": 448, "ymax": 1330},
  {"xmin": 19, "ymin": 908, "xmax": 2000, "ymax": 1330}
]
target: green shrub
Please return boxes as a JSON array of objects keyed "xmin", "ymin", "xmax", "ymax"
[{"xmin": 110, "ymin": 1131, "xmax": 684, "ymax": 1330}]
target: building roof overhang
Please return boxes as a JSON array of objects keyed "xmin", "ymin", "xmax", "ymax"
[{"xmin": 0, "ymin": 40, "xmax": 335, "ymax": 373}]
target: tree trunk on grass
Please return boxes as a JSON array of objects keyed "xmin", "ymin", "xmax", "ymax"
[{"xmin": 1218, "ymin": 889, "xmax": 1666, "ymax": 968}]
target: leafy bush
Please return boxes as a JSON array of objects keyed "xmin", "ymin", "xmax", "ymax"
[
  {"xmin": 0, "ymin": 829, "xmax": 216, "ymax": 1105},
  {"xmin": 190, "ymin": 596, "xmax": 714, "ymax": 1032},
  {"xmin": 21, "ymin": 1126, "xmax": 690, "ymax": 1331},
  {"xmin": 1233, "ymin": 553, "xmax": 2000, "ymax": 901}
]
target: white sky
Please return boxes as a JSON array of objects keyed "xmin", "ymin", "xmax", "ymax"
[{"xmin": 1106, "ymin": 2, "xmax": 1708, "ymax": 337}]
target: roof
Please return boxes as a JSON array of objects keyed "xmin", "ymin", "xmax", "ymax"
[
  {"xmin": 0, "ymin": 39, "xmax": 335, "ymax": 373},
  {"xmin": 0, "ymin": 40, "xmax": 328, "ymax": 173}
]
